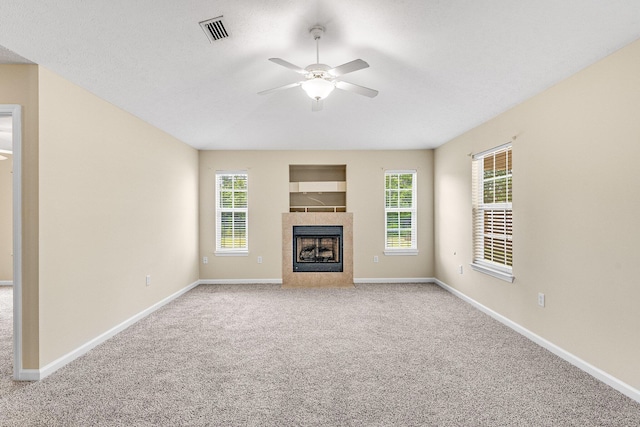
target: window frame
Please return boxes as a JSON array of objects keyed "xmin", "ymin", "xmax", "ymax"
[
  {"xmin": 215, "ymin": 171, "xmax": 249, "ymax": 256},
  {"xmin": 470, "ymin": 143, "xmax": 514, "ymax": 282},
  {"xmin": 384, "ymin": 170, "xmax": 418, "ymax": 256}
]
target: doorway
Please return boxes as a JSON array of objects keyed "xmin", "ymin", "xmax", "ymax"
[{"xmin": 0, "ymin": 105, "xmax": 22, "ymax": 381}]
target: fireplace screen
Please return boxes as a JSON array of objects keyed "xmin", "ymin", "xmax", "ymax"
[
  {"xmin": 293, "ymin": 226, "xmax": 343, "ymax": 272},
  {"xmin": 297, "ymin": 237, "xmax": 340, "ymax": 263}
]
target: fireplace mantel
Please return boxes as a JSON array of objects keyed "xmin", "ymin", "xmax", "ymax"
[{"xmin": 282, "ymin": 212, "xmax": 353, "ymax": 288}]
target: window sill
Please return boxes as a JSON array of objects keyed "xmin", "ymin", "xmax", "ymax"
[
  {"xmin": 470, "ymin": 262, "xmax": 514, "ymax": 283},
  {"xmin": 384, "ymin": 249, "xmax": 419, "ymax": 256},
  {"xmin": 214, "ymin": 251, "xmax": 249, "ymax": 257}
]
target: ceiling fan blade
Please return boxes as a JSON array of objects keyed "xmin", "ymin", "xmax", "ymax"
[
  {"xmin": 328, "ymin": 59, "xmax": 369, "ymax": 77},
  {"xmin": 258, "ymin": 81, "xmax": 302, "ymax": 96},
  {"xmin": 335, "ymin": 81, "xmax": 379, "ymax": 98},
  {"xmin": 268, "ymin": 58, "xmax": 307, "ymax": 74},
  {"xmin": 311, "ymin": 99, "xmax": 324, "ymax": 112}
]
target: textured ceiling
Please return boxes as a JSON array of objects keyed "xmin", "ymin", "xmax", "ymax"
[
  {"xmin": 0, "ymin": 45, "xmax": 33, "ymax": 65},
  {"xmin": 1, "ymin": 1, "xmax": 640, "ymax": 150}
]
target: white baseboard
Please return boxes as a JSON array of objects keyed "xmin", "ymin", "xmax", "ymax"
[
  {"xmin": 199, "ymin": 279, "xmax": 283, "ymax": 285},
  {"xmin": 0, "ymin": 281, "xmax": 13, "ymax": 286},
  {"xmin": 19, "ymin": 280, "xmax": 200, "ymax": 381},
  {"xmin": 198, "ymin": 278, "xmax": 436, "ymax": 285},
  {"xmin": 433, "ymin": 278, "xmax": 640, "ymax": 404},
  {"xmin": 354, "ymin": 277, "xmax": 435, "ymax": 284},
  {"xmin": 16, "ymin": 369, "xmax": 40, "ymax": 381}
]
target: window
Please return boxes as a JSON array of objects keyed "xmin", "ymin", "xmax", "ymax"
[
  {"xmin": 215, "ymin": 172, "xmax": 248, "ymax": 255},
  {"xmin": 384, "ymin": 170, "xmax": 418, "ymax": 255},
  {"xmin": 471, "ymin": 144, "xmax": 513, "ymax": 282}
]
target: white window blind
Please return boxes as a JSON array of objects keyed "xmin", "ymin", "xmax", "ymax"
[
  {"xmin": 471, "ymin": 145, "xmax": 513, "ymax": 281},
  {"xmin": 384, "ymin": 170, "xmax": 417, "ymax": 254},
  {"xmin": 215, "ymin": 172, "xmax": 248, "ymax": 254}
]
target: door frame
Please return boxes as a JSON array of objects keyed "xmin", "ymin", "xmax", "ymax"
[{"xmin": 0, "ymin": 105, "xmax": 23, "ymax": 379}]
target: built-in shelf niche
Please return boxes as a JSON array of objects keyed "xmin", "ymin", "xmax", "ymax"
[{"xmin": 289, "ymin": 164, "xmax": 346, "ymax": 212}]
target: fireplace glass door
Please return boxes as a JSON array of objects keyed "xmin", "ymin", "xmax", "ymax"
[{"xmin": 293, "ymin": 226, "xmax": 343, "ymax": 272}]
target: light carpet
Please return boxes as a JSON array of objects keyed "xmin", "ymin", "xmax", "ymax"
[
  {"xmin": 0, "ymin": 287, "xmax": 27, "ymax": 396},
  {"xmin": 0, "ymin": 283, "xmax": 639, "ymax": 426}
]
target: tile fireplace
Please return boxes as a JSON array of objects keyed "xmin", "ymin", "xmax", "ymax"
[{"xmin": 282, "ymin": 212, "xmax": 353, "ymax": 288}]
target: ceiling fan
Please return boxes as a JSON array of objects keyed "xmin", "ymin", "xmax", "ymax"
[{"xmin": 258, "ymin": 25, "xmax": 378, "ymax": 111}]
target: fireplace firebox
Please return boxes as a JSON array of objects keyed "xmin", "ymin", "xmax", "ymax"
[{"xmin": 293, "ymin": 225, "xmax": 343, "ymax": 272}]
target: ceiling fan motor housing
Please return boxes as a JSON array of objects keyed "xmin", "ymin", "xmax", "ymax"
[
  {"xmin": 309, "ymin": 25, "xmax": 325, "ymax": 40},
  {"xmin": 305, "ymin": 63, "xmax": 332, "ymax": 78}
]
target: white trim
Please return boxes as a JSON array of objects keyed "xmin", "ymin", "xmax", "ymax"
[
  {"xmin": 433, "ymin": 278, "xmax": 640, "ymax": 404},
  {"xmin": 472, "ymin": 141, "xmax": 513, "ymax": 160},
  {"xmin": 215, "ymin": 169, "xmax": 248, "ymax": 175},
  {"xmin": 472, "ymin": 145, "xmax": 513, "ymax": 272},
  {"xmin": 1, "ymin": 105, "xmax": 23, "ymax": 381},
  {"xmin": 469, "ymin": 262, "xmax": 514, "ymax": 283},
  {"xmin": 16, "ymin": 369, "xmax": 40, "ymax": 381},
  {"xmin": 0, "ymin": 281, "xmax": 14, "ymax": 286},
  {"xmin": 384, "ymin": 169, "xmax": 418, "ymax": 174},
  {"xmin": 384, "ymin": 249, "xmax": 419, "ymax": 256},
  {"xmin": 199, "ymin": 279, "xmax": 283, "ymax": 285},
  {"xmin": 198, "ymin": 278, "xmax": 436, "ymax": 285},
  {"xmin": 214, "ymin": 250, "xmax": 249, "ymax": 257},
  {"xmin": 354, "ymin": 277, "xmax": 435, "ymax": 284},
  {"xmin": 215, "ymin": 172, "xmax": 248, "ymax": 253},
  {"xmin": 384, "ymin": 170, "xmax": 418, "ymax": 252},
  {"xmin": 22, "ymin": 280, "xmax": 200, "ymax": 381}
]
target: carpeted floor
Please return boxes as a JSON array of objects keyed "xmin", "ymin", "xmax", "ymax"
[
  {"xmin": 0, "ymin": 283, "xmax": 639, "ymax": 426},
  {"xmin": 0, "ymin": 287, "xmax": 27, "ymax": 396}
]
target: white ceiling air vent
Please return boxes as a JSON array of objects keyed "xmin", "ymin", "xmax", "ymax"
[{"xmin": 199, "ymin": 16, "xmax": 229, "ymax": 43}]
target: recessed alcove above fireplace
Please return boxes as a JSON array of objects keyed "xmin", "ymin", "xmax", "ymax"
[{"xmin": 289, "ymin": 164, "xmax": 346, "ymax": 213}]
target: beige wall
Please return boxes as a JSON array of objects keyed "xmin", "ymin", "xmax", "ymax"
[
  {"xmin": 0, "ymin": 153, "xmax": 12, "ymax": 281},
  {"xmin": 434, "ymin": 39, "xmax": 640, "ymax": 389},
  {"xmin": 199, "ymin": 150, "xmax": 434, "ymax": 281},
  {"xmin": 36, "ymin": 67, "xmax": 200, "ymax": 366},
  {"xmin": 0, "ymin": 64, "xmax": 40, "ymax": 368},
  {"xmin": 4, "ymin": 37, "xmax": 635, "ymax": 393}
]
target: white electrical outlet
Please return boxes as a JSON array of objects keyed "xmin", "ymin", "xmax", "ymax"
[
  {"xmin": 257, "ymin": 256, "xmax": 263, "ymax": 264},
  {"xmin": 146, "ymin": 275, "xmax": 151, "ymax": 286},
  {"xmin": 458, "ymin": 265, "xmax": 463, "ymax": 274},
  {"xmin": 538, "ymin": 293, "xmax": 545, "ymax": 307},
  {"xmin": 373, "ymin": 255, "xmax": 379, "ymax": 263},
  {"xmin": 203, "ymin": 256, "xmax": 208, "ymax": 264}
]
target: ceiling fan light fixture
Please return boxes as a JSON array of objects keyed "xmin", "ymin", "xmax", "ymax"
[
  {"xmin": 301, "ymin": 77, "xmax": 335, "ymax": 100},
  {"xmin": 259, "ymin": 24, "xmax": 377, "ymax": 110}
]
